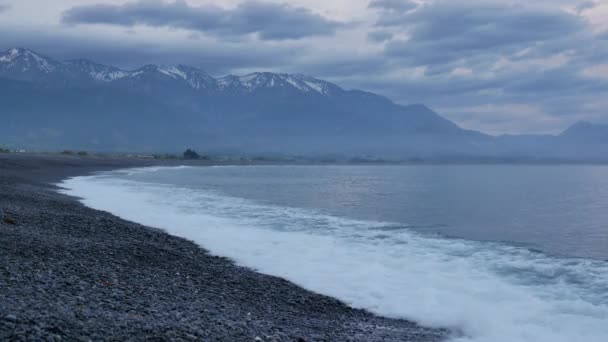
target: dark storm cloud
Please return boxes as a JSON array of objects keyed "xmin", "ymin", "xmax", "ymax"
[
  {"xmin": 61, "ymin": 0, "xmax": 344, "ymax": 40},
  {"xmin": 368, "ymin": 0, "xmax": 418, "ymax": 12},
  {"xmin": 356, "ymin": 0, "xmax": 608, "ymax": 131},
  {"xmin": 342, "ymin": 62, "xmax": 607, "ymax": 128},
  {"xmin": 380, "ymin": 1, "xmax": 586, "ymax": 65}
]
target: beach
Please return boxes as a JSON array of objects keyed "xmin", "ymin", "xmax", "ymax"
[{"xmin": 0, "ymin": 154, "xmax": 445, "ymax": 341}]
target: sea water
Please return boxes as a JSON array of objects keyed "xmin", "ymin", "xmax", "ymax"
[{"xmin": 59, "ymin": 165, "xmax": 608, "ymax": 342}]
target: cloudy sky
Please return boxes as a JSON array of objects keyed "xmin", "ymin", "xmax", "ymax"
[{"xmin": 1, "ymin": 0, "xmax": 607, "ymax": 135}]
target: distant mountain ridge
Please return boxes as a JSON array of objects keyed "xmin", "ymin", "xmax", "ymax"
[
  {"xmin": 0, "ymin": 48, "xmax": 340, "ymax": 96},
  {"xmin": 560, "ymin": 121, "xmax": 608, "ymax": 142},
  {"xmin": 0, "ymin": 48, "xmax": 606, "ymax": 161}
]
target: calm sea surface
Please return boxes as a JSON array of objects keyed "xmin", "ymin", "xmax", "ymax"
[{"xmin": 124, "ymin": 165, "xmax": 608, "ymax": 259}]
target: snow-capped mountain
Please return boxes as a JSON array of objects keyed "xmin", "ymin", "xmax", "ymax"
[
  {"xmin": 64, "ymin": 59, "xmax": 129, "ymax": 82},
  {"xmin": 121, "ymin": 64, "xmax": 217, "ymax": 91},
  {"xmin": 171, "ymin": 65, "xmax": 217, "ymax": 90},
  {"xmin": 217, "ymin": 72, "xmax": 336, "ymax": 95},
  {"xmin": 0, "ymin": 47, "xmax": 503, "ymax": 157},
  {"xmin": 0, "ymin": 48, "xmax": 58, "ymax": 73},
  {"xmin": 0, "ymin": 48, "xmax": 339, "ymax": 96},
  {"xmin": 0, "ymin": 48, "xmax": 63, "ymax": 82}
]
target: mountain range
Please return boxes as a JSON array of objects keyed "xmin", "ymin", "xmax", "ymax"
[{"xmin": 0, "ymin": 47, "xmax": 606, "ymax": 161}]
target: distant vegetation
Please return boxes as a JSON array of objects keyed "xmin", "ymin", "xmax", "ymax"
[
  {"xmin": 183, "ymin": 149, "xmax": 210, "ymax": 160},
  {"xmin": 61, "ymin": 150, "xmax": 89, "ymax": 156},
  {"xmin": 0, "ymin": 147, "xmax": 10, "ymax": 153},
  {"xmin": 183, "ymin": 149, "xmax": 200, "ymax": 159}
]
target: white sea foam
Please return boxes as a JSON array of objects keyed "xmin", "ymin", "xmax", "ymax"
[
  {"xmin": 58, "ymin": 170, "xmax": 608, "ymax": 342},
  {"xmin": 108, "ymin": 165, "xmax": 194, "ymax": 177}
]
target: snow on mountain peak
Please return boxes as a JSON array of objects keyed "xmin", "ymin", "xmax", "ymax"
[
  {"xmin": 66, "ymin": 59, "xmax": 128, "ymax": 82},
  {"xmin": 0, "ymin": 48, "xmax": 21, "ymax": 62},
  {"xmin": 126, "ymin": 64, "xmax": 216, "ymax": 90},
  {"xmin": 158, "ymin": 66, "xmax": 187, "ymax": 80},
  {"xmin": 127, "ymin": 64, "xmax": 185, "ymax": 79},
  {"xmin": 126, "ymin": 65, "xmax": 165, "ymax": 79},
  {"xmin": 0, "ymin": 48, "xmax": 340, "ymax": 95},
  {"xmin": 175, "ymin": 65, "xmax": 216, "ymax": 90},
  {"xmin": 0, "ymin": 48, "xmax": 57, "ymax": 73},
  {"xmin": 217, "ymin": 75, "xmax": 241, "ymax": 88},
  {"xmin": 217, "ymin": 72, "xmax": 281, "ymax": 90},
  {"xmin": 216, "ymin": 72, "xmax": 334, "ymax": 95}
]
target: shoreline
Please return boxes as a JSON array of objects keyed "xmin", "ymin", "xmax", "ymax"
[{"xmin": 0, "ymin": 154, "xmax": 446, "ymax": 341}]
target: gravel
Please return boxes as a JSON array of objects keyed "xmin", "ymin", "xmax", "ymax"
[{"xmin": 0, "ymin": 153, "xmax": 448, "ymax": 341}]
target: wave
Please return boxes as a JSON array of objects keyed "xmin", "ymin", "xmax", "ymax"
[
  {"xmin": 107, "ymin": 165, "xmax": 195, "ymax": 177},
  {"xmin": 58, "ymin": 170, "xmax": 608, "ymax": 342}
]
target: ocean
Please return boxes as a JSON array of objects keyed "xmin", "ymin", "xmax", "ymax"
[{"xmin": 59, "ymin": 165, "xmax": 608, "ymax": 342}]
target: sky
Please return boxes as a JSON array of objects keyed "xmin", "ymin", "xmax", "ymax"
[{"xmin": 0, "ymin": 0, "xmax": 607, "ymax": 135}]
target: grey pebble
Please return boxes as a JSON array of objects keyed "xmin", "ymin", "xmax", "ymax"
[{"xmin": 0, "ymin": 155, "xmax": 449, "ymax": 341}]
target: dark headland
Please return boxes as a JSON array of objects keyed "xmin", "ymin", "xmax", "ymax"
[{"xmin": 0, "ymin": 154, "xmax": 446, "ymax": 341}]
